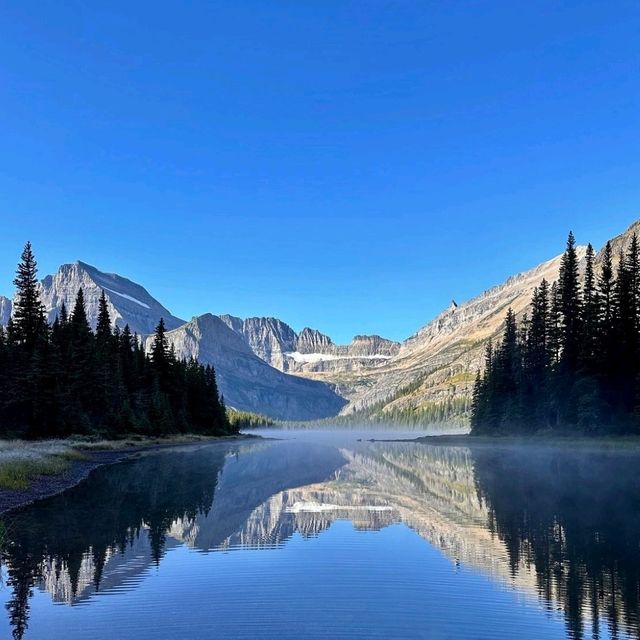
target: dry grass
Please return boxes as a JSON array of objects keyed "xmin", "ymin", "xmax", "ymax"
[
  {"xmin": 0, "ymin": 433, "xmax": 238, "ymax": 491},
  {"xmin": 0, "ymin": 440, "xmax": 90, "ymax": 490}
]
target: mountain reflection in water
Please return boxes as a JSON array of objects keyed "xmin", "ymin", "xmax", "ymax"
[{"xmin": 1, "ymin": 433, "xmax": 639, "ymax": 640}]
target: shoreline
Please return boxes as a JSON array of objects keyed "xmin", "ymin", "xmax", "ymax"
[
  {"xmin": 0, "ymin": 434, "xmax": 255, "ymax": 515},
  {"xmin": 401, "ymin": 432, "xmax": 640, "ymax": 450}
]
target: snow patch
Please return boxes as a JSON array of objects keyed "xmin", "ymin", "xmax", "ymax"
[
  {"xmin": 285, "ymin": 352, "xmax": 391, "ymax": 364},
  {"xmin": 103, "ymin": 287, "xmax": 151, "ymax": 309},
  {"xmin": 286, "ymin": 501, "xmax": 393, "ymax": 514}
]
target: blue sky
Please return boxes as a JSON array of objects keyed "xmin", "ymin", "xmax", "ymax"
[{"xmin": 0, "ymin": 1, "xmax": 638, "ymax": 343}]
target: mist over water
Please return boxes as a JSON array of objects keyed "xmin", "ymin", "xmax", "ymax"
[{"xmin": 0, "ymin": 429, "xmax": 638, "ymax": 639}]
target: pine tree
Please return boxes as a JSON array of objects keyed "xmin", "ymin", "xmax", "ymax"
[
  {"xmin": 547, "ymin": 281, "xmax": 562, "ymax": 368},
  {"xmin": 523, "ymin": 280, "xmax": 550, "ymax": 427},
  {"xmin": 558, "ymin": 231, "xmax": 582, "ymax": 374},
  {"xmin": 68, "ymin": 288, "xmax": 95, "ymax": 431},
  {"xmin": 12, "ymin": 242, "xmax": 45, "ymax": 349},
  {"xmin": 470, "ymin": 369, "xmax": 484, "ymax": 432},
  {"xmin": 580, "ymin": 244, "xmax": 600, "ymax": 372},
  {"xmin": 95, "ymin": 290, "xmax": 113, "ymax": 350},
  {"xmin": 151, "ymin": 318, "xmax": 170, "ymax": 391},
  {"xmin": 496, "ymin": 308, "xmax": 522, "ymax": 428}
]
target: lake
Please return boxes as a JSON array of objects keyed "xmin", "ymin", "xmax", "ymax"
[{"xmin": 1, "ymin": 428, "xmax": 639, "ymax": 639}]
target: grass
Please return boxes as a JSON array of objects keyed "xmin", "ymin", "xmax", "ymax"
[
  {"xmin": 0, "ymin": 455, "xmax": 74, "ymax": 490},
  {"xmin": 0, "ymin": 432, "xmax": 249, "ymax": 491}
]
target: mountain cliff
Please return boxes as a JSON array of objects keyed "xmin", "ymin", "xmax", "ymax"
[
  {"xmin": 145, "ymin": 314, "xmax": 346, "ymax": 421},
  {"xmin": 0, "ymin": 296, "xmax": 11, "ymax": 327},
  {"xmin": 219, "ymin": 315, "xmax": 298, "ymax": 370},
  {"xmin": 219, "ymin": 315, "xmax": 400, "ymax": 375}
]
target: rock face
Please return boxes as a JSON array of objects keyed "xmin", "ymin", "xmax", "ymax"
[
  {"xmin": 219, "ymin": 315, "xmax": 298, "ymax": 370},
  {"xmin": 218, "ymin": 316, "xmax": 401, "ymax": 376},
  {"xmin": 295, "ymin": 327, "xmax": 334, "ymax": 354},
  {"xmin": 38, "ymin": 261, "xmax": 185, "ymax": 335},
  {"xmin": 0, "ymin": 296, "xmax": 11, "ymax": 327},
  {"xmin": 146, "ymin": 314, "xmax": 347, "ymax": 421}
]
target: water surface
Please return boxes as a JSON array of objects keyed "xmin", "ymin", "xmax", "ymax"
[{"xmin": 1, "ymin": 429, "xmax": 639, "ymax": 639}]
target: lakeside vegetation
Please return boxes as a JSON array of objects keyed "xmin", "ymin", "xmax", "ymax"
[
  {"xmin": 227, "ymin": 409, "xmax": 275, "ymax": 430},
  {"xmin": 472, "ymin": 231, "xmax": 640, "ymax": 435},
  {"xmin": 0, "ymin": 243, "xmax": 235, "ymax": 440},
  {"xmin": 332, "ymin": 371, "xmax": 471, "ymax": 428}
]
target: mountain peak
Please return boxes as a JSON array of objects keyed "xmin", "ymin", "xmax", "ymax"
[{"xmin": 39, "ymin": 262, "xmax": 185, "ymax": 335}]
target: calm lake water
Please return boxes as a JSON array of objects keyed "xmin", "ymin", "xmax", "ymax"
[{"xmin": 1, "ymin": 428, "xmax": 639, "ymax": 639}]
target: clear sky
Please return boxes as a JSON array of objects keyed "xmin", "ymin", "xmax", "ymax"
[{"xmin": 0, "ymin": 1, "xmax": 638, "ymax": 343}]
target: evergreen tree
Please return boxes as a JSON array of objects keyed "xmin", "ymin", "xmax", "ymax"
[
  {"xmin": 151, "ymin": 318, "xmax": 170, "ymax": 389},
  {"xmin": 558, "ymin": 231, "xmax": 582, "ymax": 374},
  {"xmin": 580, "ymin": 244, "xmax": 600, "ymax": 373},
  {"xmin": 547, "ymin": 281, "xmax": 561, "ymax": 368},
  {"xmin": 470, "ymin": 230, "xmax": 640, "ymax": 435},
  {"xmin": 12, "ymin": 242, "xmax": 45, "ymax": 349}
]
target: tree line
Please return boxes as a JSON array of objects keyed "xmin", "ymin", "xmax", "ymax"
[
  {"xmin": 0, "ymin": 243, "xmax": 233, "ymax": 439},
  {"xmin": 472, "ymin": 230, "xmax": 640, "ymax": 434}
]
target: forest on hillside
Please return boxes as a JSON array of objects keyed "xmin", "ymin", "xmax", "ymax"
[
  {"xmin": 472, "ymin": 231, "xmax": 640, "ymax": 434},
  {"xmin": 0, "ymin": 243, "xmax": 233, "ymax": 439}
]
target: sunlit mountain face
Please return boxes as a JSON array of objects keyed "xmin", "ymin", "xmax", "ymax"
[{"xmin": 1, "ymin": 434, "xmax": 639, "ymax": 640}]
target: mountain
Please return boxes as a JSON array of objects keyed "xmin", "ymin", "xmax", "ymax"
[
  {"xmin": 219, "ymin": 314, "xmax": 400, "ymax": 375},
  {"xmin": 5, "ymin": 218, "xmax": 639, "ymax": 423},
  {"xmin": 145, "ymin": 314, "xmax": 347, "ymax": 421},
  {"xmin": 0, "ymin": 296, "xmax": 11, "ymax": 327},
  {"xmin": 219, "ymin": 315, "xmax": 298, "ymax": 370},
  {"xmin": 338, "ymin": 250, "xmax": 583, "ymax": 417},
  {"xmin": 39, "ymin": 261, "xmax": 184, "ymax": 335},
  {"xmin": 337, "ymin": 220, "xmax": 640, "ymax": 420},
  {"xmin": 4, "ymin": 261, "xmax": 345, "ymax": 421}
]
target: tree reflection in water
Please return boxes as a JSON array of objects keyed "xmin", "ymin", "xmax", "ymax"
[{"xmin": 473, "ymin": 445, "xmax": 640, "ymax": 640}]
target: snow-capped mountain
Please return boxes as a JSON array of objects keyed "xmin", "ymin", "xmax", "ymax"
[{"xmin": 39, "ymin": 261, "xmax": 185, "ymax": 335}]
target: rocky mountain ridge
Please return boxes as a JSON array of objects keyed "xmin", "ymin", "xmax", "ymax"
[
  {"xmin": 144, "ymin": 314, "xmax": 346, "ymax": 421},
  {"xmin": 3, "ymin": 218, "xmax": 639, "ymax": 423},
  {"xmin": 219, "ymin": 314, "xmax": 400, "ymax": 375},
  {"xmin": 338, "ymin": 220, "xmax": 640, "ymax": 421}
]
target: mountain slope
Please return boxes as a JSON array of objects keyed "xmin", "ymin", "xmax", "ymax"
[
  {"xmin": 219, "ymin": 315, "xmax": 298, "ymax": 370},
  {"xmin": 338, "ymin": 249, "xmax": 586, "ymax": 418},
  {"xmin": 339, "ymin": 220, "xmax": 640, "ymax": 421},
  {"xmin": 150, "ymin": 314, "xmax": 347, "ymax": 421},
  {"xmin": 0, "ymin": 296, "xmax": 11, "ymax": 327},
  {"xmin": 39, "ymin": 261, "xmax": 184, "ymax": 335}
]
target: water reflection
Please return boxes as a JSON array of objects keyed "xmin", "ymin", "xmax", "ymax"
[
  {"xmin": 1, "ymin": 435, "xmax": 640, "ymax": 640},
  {"xmin": 473, "ymin": 445, "xmax": 640, "ymax": 640}
]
